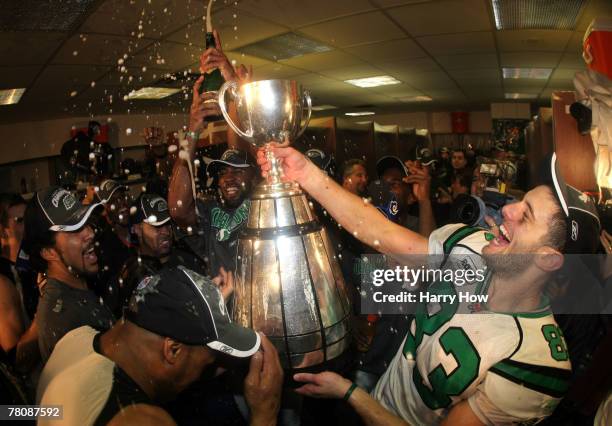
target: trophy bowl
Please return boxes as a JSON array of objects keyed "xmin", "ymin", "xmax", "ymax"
[{"xmin": 218, "ymin": 79, "xmax": 312, "ymax": 149}]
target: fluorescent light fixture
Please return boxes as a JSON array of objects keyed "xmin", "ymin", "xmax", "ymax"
[
  {"xmin": 505, "ymin": 93, "xmax": 538, "ymax": 99},
  {"xmin": 345, "ymin": 76, "xmax": 401, "ymax": 88},
  {"xmin": 0, "ymin": 88, "xmax": 26, "ymax": 105},
  {"xmin": 400, "ymin": 95, "xmax": 433, "ymax": 102},
  {"xmin": 126, "ymin": 87, "xmax": 181, "ymax": 100},
  {"xmin": 503, "ymin": 68, "xmax": 552, "ymax": 79},
  {"xmin": 345, "ymin": 111, "xmax": 375, "ymax": 116},
  {"xmin": 491, "ymin": 0, "xmax": 585, "ymax": 30},
  {"xmin": 311, "ymin": 105, "xmax": 337, "ymax": 111}
]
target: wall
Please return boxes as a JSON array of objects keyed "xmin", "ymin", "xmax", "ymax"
[
  {"xmin": 344, "ymin": 110, "xmax": 492, "ymax": 134},
  {"xmin": 0, "ymin": 113, "xmax": 190, "ymax": 165}
]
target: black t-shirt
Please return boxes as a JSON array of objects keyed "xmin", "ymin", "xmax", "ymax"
[
  {"xmin": 94, "ymin": 222, "xmax": 135, "ymax": 311},
  {"xmin": 180, "ymin": 198, "xmax": 251, "ymax": 275},
  {"xmin": 36, "ymin": 278, "xmax": 115, "ymax": 363}
]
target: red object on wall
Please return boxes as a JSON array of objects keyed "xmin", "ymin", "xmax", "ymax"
[
  {"xmin": 583, "ymin": 18, "xmax": 612, "ymax": 81},
  {"xmin": 451, "ymin": 111, "xmax": 469, "ymax": 134},
  {"xmin": 70, "ymin": 124, "xmax": 110, "ymax": 143}
]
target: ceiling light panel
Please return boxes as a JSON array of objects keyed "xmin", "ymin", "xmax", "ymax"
[
  {"xmin": 345, "ymin": 111, "xmax": 375, "ymax": 116},
  {"xmin": 311, "ymin": 105, "xmax": 337, "ymax": 111},
  {"xmin": 503, "ymin": 67, "xmax": 553, "ymax": 79},
  {"xmin": 238, "ymin": 33, "xmax": 332, "ymax": 61},
  {"xmin": 491, "ymin": 0, "xmax": 586, "ymax": 30},
  {"xmin": 344, "ymin": 76, "xmax": 401, "ymax": 88},
  {"xmin": 0, "ymin": 89, "xmax": 26, "ymax": 105},
  {"xmin": 400, "ymin": 95, "xmax": 433, "ymax": 102},
  {"xmin": 0, "ymin": 0, "xmax": 98, "ymax": 31},
  {"xmin": 505, "ymin": 92, "xmax": 538, "ymax": 99},
  {"xmin": 126, "ymin": 87, "xmax": 181, "ymax": 100}
]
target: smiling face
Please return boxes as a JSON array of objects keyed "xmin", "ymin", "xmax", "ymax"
[
  {"xmin": 218, "ymin": 166, "xmax": 251, "ymax": 208},
  {"xmin": 483, "ymin": 185, "xmax": 566, "ymax": 273}
]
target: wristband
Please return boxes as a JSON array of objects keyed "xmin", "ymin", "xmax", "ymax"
[{"xmin": 343, "ymin": 382, "xmax": 358, "ymax": 401}]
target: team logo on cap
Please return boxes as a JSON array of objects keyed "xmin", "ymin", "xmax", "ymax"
[
  {"xmin": 389, "ymin": 200, "xmax": 399, "ymax": 216},
  {"xmin": 149, "ymin": 197, "xmax": 168, "ymax": 212},
  {"xmin": 571, "ymin": 220, "xmax": 579, "ymax": 241}
]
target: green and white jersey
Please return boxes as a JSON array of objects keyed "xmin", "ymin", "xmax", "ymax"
[{"xmin": 372, "ymin": 224, "xmax": 572, "ymax": 425}]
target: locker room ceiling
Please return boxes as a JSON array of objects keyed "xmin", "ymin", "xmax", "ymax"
[{"xmin": 1, "ymin": 0, "xmax": 611, "ymax": 124}]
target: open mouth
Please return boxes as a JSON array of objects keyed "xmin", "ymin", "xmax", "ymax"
[
  {"xmin": 492, "ymin": 223, "xmax": 512, "ymax": 246},
  {"xmin": 83, "ymin": 245, "xmax": 98, "ymax": 263}
]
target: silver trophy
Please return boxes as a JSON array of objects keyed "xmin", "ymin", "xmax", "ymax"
[{"xmin": 219, "ymin": 79, "xmax": 352, "ymax": 370}]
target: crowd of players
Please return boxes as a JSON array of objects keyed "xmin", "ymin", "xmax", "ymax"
[{"xmin": 0, "ymin": 32, "xmax": 610, "ymax": 426}]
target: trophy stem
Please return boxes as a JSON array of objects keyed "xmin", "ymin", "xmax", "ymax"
[{"xmin": 266, "ymin": 147, "xmax": 284, "ymax": 185}]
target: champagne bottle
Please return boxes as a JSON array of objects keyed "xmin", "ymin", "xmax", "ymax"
[
  {"xmin": 200, "ymin": 0, "xmax": 224, "ymax": 122},
  {"xmin": 201, "ymin": 32, "xmax": 224, "ymax": 94}
]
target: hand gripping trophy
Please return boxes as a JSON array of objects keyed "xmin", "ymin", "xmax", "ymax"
[{"xmin": 218, "ymin": 79, "xmax": 352, "ymax": 371}]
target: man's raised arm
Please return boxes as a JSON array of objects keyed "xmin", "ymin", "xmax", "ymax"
[{"xmin": 257, "ymin": 146, "xmax": 429, "ymax": 255}]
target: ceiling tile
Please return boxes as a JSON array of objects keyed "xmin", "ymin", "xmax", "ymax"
[
  {"xmin": 225, "ymin": 52, "xmax": 271, "ymax": 69},
  {"xmin": 299, "ymin": 12, "xmax": 405, "ymax": 48},
  {"xmin": 344, "ymin": 38, "xmax": 426, "ymax": 62},
  {"xmin": 95, "ymin": 66, "xmax": 168, "ymax": 87},
  {"xmin": 463, "ymin": 86, "xmax": 504, "ymax": 100},
  {"xmin": 417, "ymin": 32, "xmax": 495, "ymax": 55},
  {"xmin": 376, "ymin": 0, "xmax": 439, "ymax": 6},
  {"xmin": 504, "ymin": 79, "xmax": 548, "ymax": 89},
  {"xmin": 379, "ymin": 57, "xmax": 441, "ymax": 75},
  {"xmin": 52, "ymin": 34, "xmax": 153, "ymax": 66},
  {"xmin": 130, "ymin": 42, "xmax": 203, "ymax": 70},
  {"xmin": 500, "ymin": 52, "xmax": 562, "ymax": 68},
  {"xmin": 253, "ymin": 63, "xmax": 305, "ymax": 79},
  {"xmin": 501, "ymin": 86, "xmax": 542, "ymax": 94},
  {"xmin": 166, "ymin": 9, "xmax": 288, "ymax": 51},
  {"xmin": 391, "ymin": 0, "xmax": 491, "ymax": 36},
  {"xmin": 422, "ymin": 87, "xmax": 467, "ymax": 101},
  {"xmin": 496, "ymin": 30, "xmax": 572, "ymax": 52},
  {"xmin": 436, "ymin": 53, "xmax": 499, "ymax": 70},
  {"xmin": 546, "ymin": 80, "xmax": 575, "ymax": 91},
  {"xmin": 292, "ymin": 73, "xmax": 338, "ymax": 88},
  {"xmin": 33, "ymin": 65, "xmax": 111, "ymax": 92},
  {"xmin": 399, "ymin": 71, "xmax": 458, "ymax": 90},
  {"xmin": 319, "ymin": 64, "xmax": 385, "ymax": 80},
  {"xmin": 550, "ymin": 68, "xmax": 580, "ymax": 81},
  {"xmin": 0, "ymin": 66, "xmax": 43, "ymax": 89},
  {"xmin": 558, "ymin": 52, "xmax": 587, "ymax": 69},
  {"xmin": 449, "ymin": 68, "xmax": 501, "ymax": 86},
  {"xmin": 280, "ymin": 50, "xmax": 365, "ymax": 72},
  {"xmin": 0, "ymin": 32, "xmax": 64, "ymax": 66},
  {"xmin": 79, "ymin": 0, "xmax": 203, "ymax": 38},
  {"xmin": 237, "ymin": 0, "xmax": 375, "ymax": 28}
]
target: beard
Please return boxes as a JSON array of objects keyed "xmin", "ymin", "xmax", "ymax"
[{"xmin": 483, "ymin": 253, "xmax": 534, "ymax": 278}]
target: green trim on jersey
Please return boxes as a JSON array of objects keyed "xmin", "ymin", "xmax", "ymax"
[
  {"xmin": 490, "ymin": 359, "xmax": 571, "ymax": 398},
  {"xmin": 442, "ymin": 226, "xmax": 483, "ymax": 255}
]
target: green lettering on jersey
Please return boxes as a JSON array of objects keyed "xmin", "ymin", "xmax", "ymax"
[
  {"xmin": 403, "ymin": 281, "xmax": 480, "ymax": 410},
  {"xmin": 541, "ymin": 324, "xmax": 569, "ymax": 362},
  {"xmin": 210, "ymin": 200, "xmax": 251, "ymax": 242}
]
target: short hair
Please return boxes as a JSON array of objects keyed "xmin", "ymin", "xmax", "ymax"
[
  {"xmin": 452, "ymin": 149, "xmax": 466, "ymax": 157},
  {"xmin": 341, "ymin": 159, "xmax": 366, "ymax": 181},
  {"xmin": 542, "ymin": 186, "xmax": 567, "ymax": 251},
  {"xmin": 453, "ymin": 173, "xmax": 472, "ymax": 190},
  {"xmin": 22, "ymin": 199, "xmax": 56, "ymax": 272},
  {"xmin": 0, "ymin": 193, "xmax": 26, "ymax": 228}
]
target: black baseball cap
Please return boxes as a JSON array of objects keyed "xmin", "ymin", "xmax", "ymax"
[
  {"xmin": 376, "ymin": 155, "xmax": 408, "ymax": 178},
  {"xmin": 126, "ymin": 266, "xmax": 260, "ymax": 357},
  {"xmin": 34, "ymin": 186, "xmax": 101, "ymax": 232},
  {"xmin": 305, "ymin": 148, "xmax": 332, "ymax": 171},
  {"xmin": 95, "ymin": 179, "xmax": 127, "ymax": 203},
  {"xmin": 542, "ymin": 153, "xmax": 601, "ymax": 254},
  {"xmin": 132, "ymin": 193, "xmax": 170, "ymax": 226},
  {"xmin": 367, "ymin": 180, "xmax": 400, "ymax": 222},
  {"xmin": 416, "ymin": 147, "xmax": 436, "ymax": 166},
  {"xmin": 207, "ymin": 149, "xmax": 254, "ymax": 178}
]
